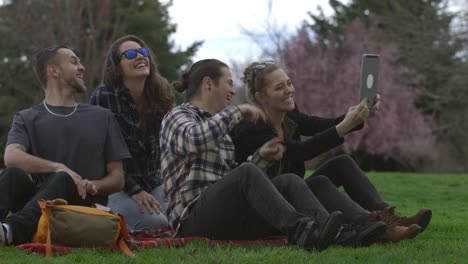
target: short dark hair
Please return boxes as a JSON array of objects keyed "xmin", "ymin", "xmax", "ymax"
[{"xmin": 34, "ymin": 45, "xmax": 73, "ymax": 88}]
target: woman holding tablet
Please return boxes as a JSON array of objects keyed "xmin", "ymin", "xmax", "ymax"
[{"xmin": 231, "ymin": 61, "xmax": 432, "ymax": 243}]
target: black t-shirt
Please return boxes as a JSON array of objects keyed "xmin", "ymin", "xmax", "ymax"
[{"xmin": 6, "ymin": 102, "xmax": 131, "ymax": 183}]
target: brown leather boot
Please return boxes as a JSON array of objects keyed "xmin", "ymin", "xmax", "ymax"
[
  {"xmin": 380, "ymin": 206, "xmax": 432, "ymax": 233},
  {"xmin": 367, "ymin": 210, "xmax": 422, "ymax": 243},
  {"xmin": 382, "ymin": 224, "xmax": 421, "ymax": 243}
]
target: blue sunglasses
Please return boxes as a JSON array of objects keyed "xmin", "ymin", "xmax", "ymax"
[{"xmin": 119, "ymin": 47, "xmax": 150, "ymax": 60}]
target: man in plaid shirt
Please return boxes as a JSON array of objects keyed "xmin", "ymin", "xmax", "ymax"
[{"xmin": 160, "ymin": 59, "xmax": 344, "ymax": 251}]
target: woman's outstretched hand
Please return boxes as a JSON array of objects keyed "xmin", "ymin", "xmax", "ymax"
[
  {"xmin": 336, "ymin": 98, "xmax": 370, "ymax": 137},
  {"xmin": 132, "ymin": 191, "xmax": 163, "ymax": 214},
  {"xmin": 369, "ymin": 94, "xmax": 381, "ymax": 117}
]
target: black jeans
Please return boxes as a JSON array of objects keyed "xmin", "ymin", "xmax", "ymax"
[
  {"xmin": 178, "ymin": 163, "xmax": 330, "ymax": 241},
  {"xmin": 306, "ymin": 155, "xmax": 388, "ymax": 224},
  {"xmin": 0, "ymin": 167, "xmax": 103, "ymax": 245}
]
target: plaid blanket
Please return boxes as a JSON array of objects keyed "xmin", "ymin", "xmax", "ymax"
[{"xmin": 16, "ymin": 229, "xmax": 288, "ymax": 256}]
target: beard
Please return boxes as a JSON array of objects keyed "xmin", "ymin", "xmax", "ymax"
[{"xmin": 65, "ymin": 77, "xmax": 86, "ymax": 94}]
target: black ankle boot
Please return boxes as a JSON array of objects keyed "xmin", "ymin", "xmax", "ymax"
[
  {"xmin": 0, "ymin": 223, "xmax": 6, "ymax": 246},
  {"xmin": 335, "ymin": 221, "xmax": 387, "ymax": 247},
  {"xmin": 292, "ymin": 211, "xmax": 344, "ymax": 251}
]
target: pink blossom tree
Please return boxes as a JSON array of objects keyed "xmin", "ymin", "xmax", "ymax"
[{"xmin": 281, "ymin": 20, "xmax": 436, "ymax": 170}]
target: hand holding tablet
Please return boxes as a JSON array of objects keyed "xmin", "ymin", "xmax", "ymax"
[{"xmin": 360, "ymin": 54, "xmax": 380, "ymax": 107}]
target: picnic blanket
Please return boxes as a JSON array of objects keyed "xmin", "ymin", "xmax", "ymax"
[{"xmin": 17, "ymin": 229, "xmax": 288, "ymax": 256}]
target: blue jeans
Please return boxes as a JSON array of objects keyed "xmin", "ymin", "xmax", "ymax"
[{"xmin": 108, "ymin": 185, "xmax": 169, "ymax": 230}]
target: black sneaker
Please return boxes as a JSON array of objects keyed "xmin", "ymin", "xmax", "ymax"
[
  {"xmin": 318, "ymin": 211, "xmax": 345, "ymax": 250},
  {"xmin": 335, "ymin": 221, "xmax": 387, "ymax": 247},
  {"xmin": 0, "ymin": 223, "xmax": 5, "ymax": 246},
  {"xmin": 294, "ymin": 211, "xmax": 344, "ymax": 251}
]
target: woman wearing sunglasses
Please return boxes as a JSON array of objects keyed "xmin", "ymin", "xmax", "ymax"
[
  {"xmin": 230, "ymin": 61, "xmax": 432, "ymax": 243},
  {"xmin": 90, "ymin": 35, "xmax": 174, "ymax": 230}
]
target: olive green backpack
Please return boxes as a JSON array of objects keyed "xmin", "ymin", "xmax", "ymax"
[{"xmin": 32, "ymin": 199, "xmax": 135, "ymax": 258}]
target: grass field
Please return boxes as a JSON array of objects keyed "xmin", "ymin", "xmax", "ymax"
[{"xmin": 1, "ymin": 172, "xmax": 466, "ymax": 264}]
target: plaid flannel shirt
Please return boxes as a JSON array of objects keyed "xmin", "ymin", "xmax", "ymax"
[
  {"xmin": 160, "ymin": 103, "xmax": 271, "ymax": 232},
  {"xmin": 90, "ymin": 85, "xmax": 162, "ymax": 194}
]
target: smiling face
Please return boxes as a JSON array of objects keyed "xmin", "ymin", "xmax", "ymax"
[
  {"xmin": 256, "ymin": 68, "xmax": 295, "ymax": 113},
  {"xmin": 118, "ymin": 40, "xmax": 150, "ymax": 80},
  {"xmin": 208, "ymin": 66, "xmax": 235, "ymax": 113},
  {"xmin": 54, "ymin": 48, "xmax": 86, "ymax": 94}
]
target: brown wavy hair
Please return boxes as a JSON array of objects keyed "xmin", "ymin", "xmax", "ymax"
[{"xmin": 102, "ymin": 35, "xmax": 174, "ymax": 134}]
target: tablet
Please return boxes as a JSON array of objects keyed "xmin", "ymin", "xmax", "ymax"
[{"xmin": 359, "ymin": 54, "xmax": 380, "ymax": 107}]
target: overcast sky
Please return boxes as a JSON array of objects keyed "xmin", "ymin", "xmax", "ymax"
[{"xmin": 165, "ymin": 0, "xmax": 344, "ymax": 62}]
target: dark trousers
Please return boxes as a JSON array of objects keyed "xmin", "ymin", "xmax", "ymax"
[
  {"xmin": 0, "ymin": 167, "xmax": 102, "ymax": 245},
  {"xmin": 306, "ymin": 155, "xmax": 388, "ymax": 224},
  {"xmin": 178, "ymin": 163, "xmax": 330, "ymax": 241}
]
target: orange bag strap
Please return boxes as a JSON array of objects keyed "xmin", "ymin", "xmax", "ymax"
[
  {"xmin": 117, "ymin": 214, "xmax": 135, "ymax": 257},
  {"xmin": 37, "ymin": 199, "xmax": 62, "ymax": 258},
  {"xmin": 43, "ymin": 205, "xmax": 53, "ymax": 258},
  {"xmin": 118, "ymin": 214, "xmax": 131, "ymax": 241},
  {"xmin": 46, "ymin": 227, "xmax": 52, "ymax": 258},
  {"xmin": 118, "ymin": 238, "xmax": 135, "ymax": 257}
]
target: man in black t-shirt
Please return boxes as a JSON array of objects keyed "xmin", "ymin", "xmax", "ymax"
[{"xmin": 0, "ymin": 45, "xmax": 130, "ymax": 246}]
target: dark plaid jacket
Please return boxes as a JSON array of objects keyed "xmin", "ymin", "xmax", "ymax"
[{"xmin": 90, "ymin": 85, "xmax": 162, "ymax": 195}]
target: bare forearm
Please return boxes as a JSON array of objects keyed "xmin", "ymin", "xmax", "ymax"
[
  {"xmin": 91, "ymin": 175, "xmax": 123, "ymax": 195},
  {"xmin": 336, "ymin": 122, "xmax": 351, "ymax": 138},
  {"xmin": 91, "ymin": 161, "xmax": 124, "ymax": 196},
  {"xmin": 4, "ymin": 144, "xmax": 59, "ymax": 174}
]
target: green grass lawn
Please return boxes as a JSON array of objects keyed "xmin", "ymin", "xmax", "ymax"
[{"xmin": 1, "ymin": 172, "xmax": 467, "ymax": 264}]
